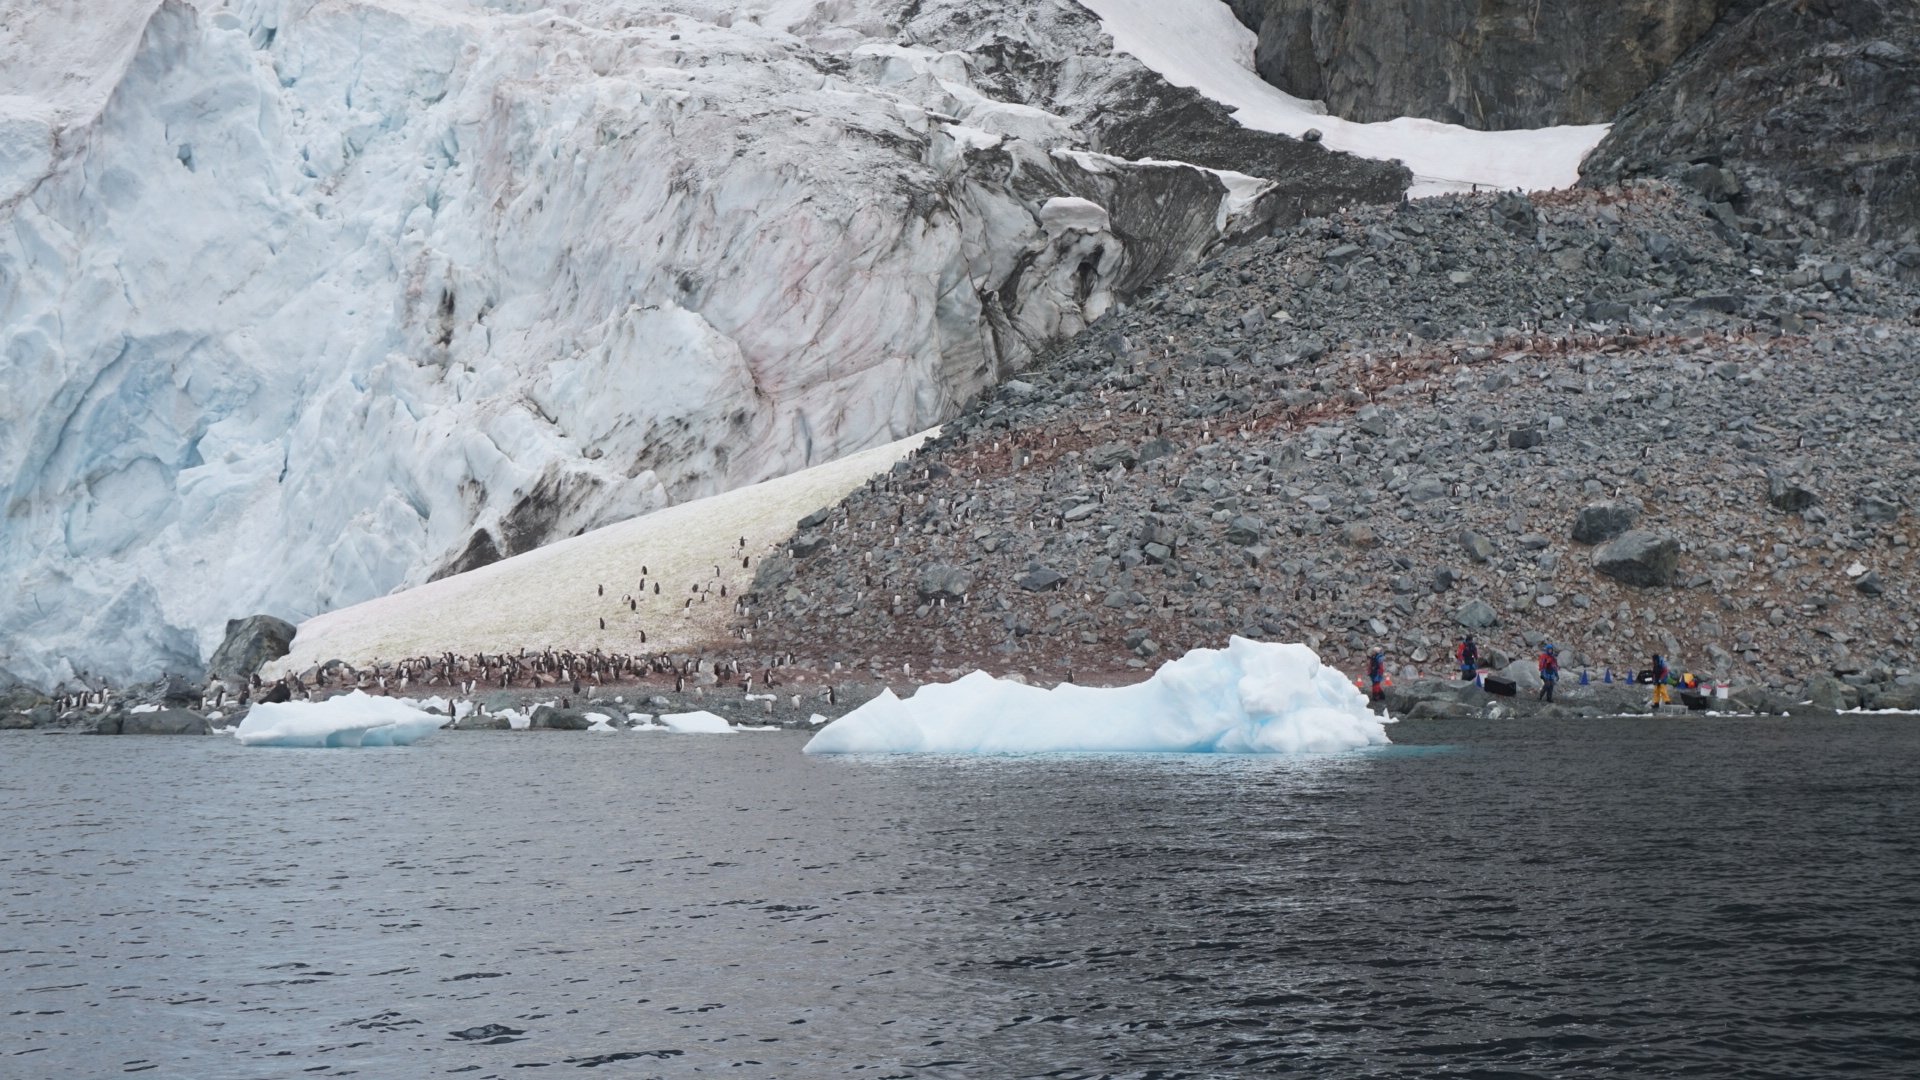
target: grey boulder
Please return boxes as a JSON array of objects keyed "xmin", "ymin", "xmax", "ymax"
[
  {"xmin": 530, "ymin": 706, "xmax": 592, "ymax": 730},
  {"xmin": 1499, "ymin": 659, "xmax": 1545, "ymax": 694},
  {"xmin": 1571, "ymin": 502, "xmax": 1639, "ymax": 544},
  {"xmin": 1801, "ymin": 674, "xmax": 1857, "ymax": 712},
  {"xmin": 1458, "ymin": 530, "xmax": 1497, "ymax": 563},
  {"xmin": 1454, "ymin": 598, "xmax": 1499, "ymax": 629},
  {"xmin": 916, "ymin": 564, "xmax": 974, "ymax": 602},
  {"xmin": 1767, "ymin": 476, "xmax": 1818, "ymax": 513},
  {"xmin": 1016, "ymin": 567, "xmax": 1066, "ymax": 592},
  {"xmin": 207, "ymin": 615, "xmax": 297, "ymax": 681},
  {"xmin": 1592, "ymin": 531, "xmax": 1679, "ymax": 587}
]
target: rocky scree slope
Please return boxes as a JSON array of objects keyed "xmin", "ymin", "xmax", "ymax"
[
  {"xmin": 743, "ymin": 183, "xmax": 1920, "ymax": 709},
  {"xmin": 0, "ymin": 0, "xmax": 1406, "ymax": 689},
  {"xmin": 1582, "ymin": 0, "xmax": 1920, "ymax": 244}
]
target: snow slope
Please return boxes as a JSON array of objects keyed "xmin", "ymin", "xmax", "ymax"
[
  {"xmin": 805, "ymin": 637, "xmax": 1390, "ymax": 754},
  {"xmin": 265, "ymin": 427, "xmax": 933, "ymax": 675},
  {"xmin": 1079, "ymin": 0, "xmax": 1609, "ymax": 195},
  {"xmin": 0, "ymin": 0, "xmax": 1286, "ymax": 688}
]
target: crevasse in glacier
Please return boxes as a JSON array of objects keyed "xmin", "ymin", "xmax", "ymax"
[{"xmin": 0, "ymin": 0, "xmax": 1306, "ymax": 687}]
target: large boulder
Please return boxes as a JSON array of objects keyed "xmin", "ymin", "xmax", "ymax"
[
  {"xmin": 916, "ymin": 564, "xmax": 974, "ymax": 602},
  {"xmin": 1499, "ymin": 659, "xmax": 1545, "ymax": 694},
  {"xmin": 119, "ymin": 709, "xmax": 211, "ymax": 735},
  {"xmin": 1571, "ymin": 502, "xmax": 1639, "ymax": 544},
  {"xmin": 1866, "ymin": 685, "xmax": 1920, "ymax": 712},
  {"xmin": 1729, "ymin": 685, "xmax": 1791, "ymax": 714},
  {"xmin": 207, "ymin": 615, "xmax": 297, "ymax": 681},
  {"xmin": 1592, "ymin": 531, "xmax": 1679, "ymax": 587},
  {"xmin": 530, "ymin": 706, "xmax": 592, "ymax": 730},
  {"xmin": 1801, "ymin": 674, "xmax": 1857, "ymax": 712},
  {"xmin": 1767, "ymin": 476, "xmax": 1819, "ymax": 513},
  {"xmin": 1453, "ymin": 598, "xmax": 1499, "ymax": 629},
  {"xmin": 1458, "ymin": 530, "xmax": 1497, "ymax": 563}
]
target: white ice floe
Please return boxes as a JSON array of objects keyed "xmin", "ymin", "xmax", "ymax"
[
  {"xmin": 234, "ymin": 690, "xmax": 445, "ymax": 748},
  {"xmin": 805, "ymin": 638, "xmax": 1390, "ymax": 755},
  {"xmin": 584, "ymin": 711, "xmax": 618, "ymax": 732},
  {"xmin": 659, "ymin": 711, "xmax": 737, "ymax": 735},
  {"xmin": 1078, "ymin": 0, "xmax": 1608, "ymax": 195}
]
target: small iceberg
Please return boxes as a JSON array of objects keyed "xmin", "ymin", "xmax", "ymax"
[
  {"xmin": 234, "ymin": 691, "xmax": 446, "ymax": 748},
  {"xmin": 659, "ymin": 711, "xmax": 736, "ymax": 734},
  {"xmin": 804, "ymin": 638, "xmax": 1390, "ymax": 755}
]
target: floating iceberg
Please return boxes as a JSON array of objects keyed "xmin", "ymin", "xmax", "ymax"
[
  {"xmin": 805, "ymin": 638, "xmax": 1390, "ymax": 755},
  {"xmin": 234, "ymin": 691, "xmax": 445, "ymax": 748},
  {"xmin": 659, "ymin": 711, "xmax": 737, "ymax": 735}
]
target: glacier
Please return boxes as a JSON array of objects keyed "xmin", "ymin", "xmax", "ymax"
[
  {"xmin": 0, "ymin": 0, "xmax": 1334, "ymax": 688},
  {"xmin": 233, "ymin": 689, "xmax": 444, "ymax": 747},
  {"xmin": 0, "ymin": 0, "xmax": 1608, "ymax": 690},
  {"xmin": 804, "ymin": 638, "xmax": 1392, "ymax": 755}
]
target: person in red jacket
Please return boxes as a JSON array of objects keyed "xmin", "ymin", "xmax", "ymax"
[
  {"xmin": 1537, "ymin": 644, "xmax": 1559, "ymax": 702},
  {"xmin": 1367, "ymin": 651, "xmax": 1387, "ymax": 701},
  {"xmin": 1457, "ymin": 636, "xmax": 1479, "ymax": 682}
]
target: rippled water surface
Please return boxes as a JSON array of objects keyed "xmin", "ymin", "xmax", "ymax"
[{"xmin": 3, "ymin": 717, "xmax": 1917, "ymax": 1078}]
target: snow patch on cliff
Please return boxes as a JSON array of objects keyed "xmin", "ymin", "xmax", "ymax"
[{"xmin": 1080, "ymin": 0, "xmax": 1609, "ymax": 195}]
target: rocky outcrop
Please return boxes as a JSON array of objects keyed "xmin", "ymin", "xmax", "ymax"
[
  {"xmin": 1582, "ymin": 0, "xmax": 1920, "ymax": 241},
  {"xmin": 1226, "ymin": 0, "xmax": 1732, "ymax": 130},
  {"xmin": 207, "ymin": 616, "xmax": 297, "ymax": 681},
  {"xmin": 1592, "ymin": 532, "xmax": 1681, "ymax": 588}
]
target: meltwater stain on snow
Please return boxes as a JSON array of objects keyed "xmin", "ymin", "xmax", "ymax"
[
  {"xmin": 806, "ymin": 638, "xmax": 1390, "ymax": 755},
  {"xmin": 233, "ymin": 690, "xmax": 444, "ymax": 748}
]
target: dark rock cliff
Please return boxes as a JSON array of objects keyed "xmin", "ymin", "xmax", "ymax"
[
  {"xmin": 1581, "ymin": 0, "xmax": 1920, "ymax": 242},
  {"xmin": 1226, "ymin": 0, "xmax": 1732, "ymax": 131}
]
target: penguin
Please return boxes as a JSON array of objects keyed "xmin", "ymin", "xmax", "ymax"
[
  {"xmin": 600, "ymin": 617, "xmax": 606, "ymax": 629},
  {"xmin": 598, "ymin": 584, "xmax": 604, "ymax": 596}
]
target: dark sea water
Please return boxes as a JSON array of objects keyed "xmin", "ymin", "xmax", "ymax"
[{"xmin": 2, "ymin": 717, "xmax": 1916, "ymax": 1079}]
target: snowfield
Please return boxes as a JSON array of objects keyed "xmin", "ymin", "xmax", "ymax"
[
  {"xmin": 265, "ymin": 428, "xmax": 933, "ymax": 675},
  {"xmin": 805, "ymin": 638, "xmax": 1392, "ymax": 755},
  {"xmin": 1078, "ymin": 0, "xmax": 1608, "ymax": 196}
]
